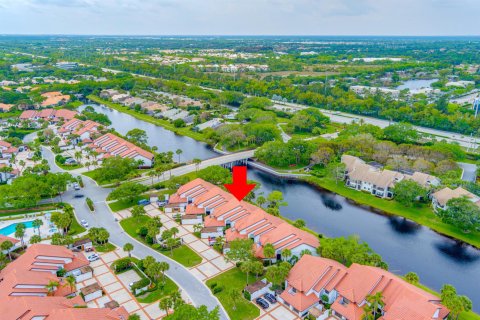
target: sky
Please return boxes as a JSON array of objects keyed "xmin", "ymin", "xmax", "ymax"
[{"xmin": 0, "ymin": 0, "xmax": 478, "ymax": 36}]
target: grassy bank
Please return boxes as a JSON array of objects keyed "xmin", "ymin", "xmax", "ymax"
[
  {"xmin": 119, "ymin": 216, "xmax": 202, "ymax": 268},
  {"xmin": 87, "ymin": 95, "xmax": 208, "ymax": 143},
  {"xmin": 303, "ymin": 175, "xmax": 480, "ymax": 248}
]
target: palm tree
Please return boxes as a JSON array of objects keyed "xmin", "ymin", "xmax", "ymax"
[
  {"xmin": 123, "ymin": 243, "xmax": 134, "ymax": 257},
  {"xmin": 18, "ymin": 160, "xmax": 26, "ymax": 172},
  {"xmin": 74, "ymin": 150, "xmax": 83, "ymax": 164},
  {"xmin": 15, "ymin": 223, "xmax": 26, "ymax": 247},
  {"xmin": 64, "ymin": 275, "xmax": 76, "ymax": 293},
  {"xmin": 159, "ymin": 297, "xmax": 173, "ymax": 316},
  {"xmin": 282, "ymin": 248, "xmax": 292, "ymax": 262},
  {"xmin": 256, "ymin": 196, "xmax": 266, "ymax": 207},
  {"xmin": 147, "ymin": 170, "xmax": 156, "ymax": 184},
  {"xmin": 252, "ymin": 261, "xmax": 264, "ymax": 280},
  {"xmin": 166, "ymin": 237, "xmax": 177, "ymax": 256},
  {"xmin": 240, "ymin": 260, "xmax": 255, "ymax": 285},
  {"xmin": 170, "ymin": 227, "xmax": 179, "ymax": 239},
  {"xmin": 263, "ymin": 243, "xmax": 275, "ymax": 266},
  {"xmin": 175, "ymin": 149, "xmax": 183, "ymax": 163},
  {"xmin": 227, "ymin": 288, "xmax": 241, "ymax": 311},
  {"xmin": 158, "ymin": 261, "xmax": 170, "ymax": 284},
  {"xmin": 46, "ymin": 280, "xmax": 59, "ymax": 296},
  {"xmin": 193, "ymin": 158, "xmax": 202, "ymax": 172},
  {"xmin": 32, "ymin": 218, "xmax": 43, "ymax": 236},
  {"xmin": 1, "ymin": 240, "xmax": 14, "ymax": 260},
  {"xmin": 363, "ymin": 292, "xmax": 385, "ymax": 320}
]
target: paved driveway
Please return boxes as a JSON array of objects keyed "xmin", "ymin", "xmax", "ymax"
[
  {"xmin": 458, "ymin": 162, "xmax": 477, "ymax": 182},
  {"xmin": 41, "ymin": 146, "xmax": 229, "ymax": 319}
]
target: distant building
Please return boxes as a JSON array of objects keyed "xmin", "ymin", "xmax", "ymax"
[
  {"xmin": 431, "ymin": 187, "xmax": 480, "ymax": 211},
  {"xmin": 55, "ymin": 62, "xmax": 79, "ymax": 70}
]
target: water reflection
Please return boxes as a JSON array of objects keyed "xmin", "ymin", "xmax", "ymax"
[
  {"xmin": 320, "ymin": 194, "xmax": 343, "ymax": 211},
  {"xmin": 388, "ymin": 217, "xmax": 422, "ymax": 235},
  {"xmin": 435, "ymin": 241, "xmax": 480, "ymax": 263}
]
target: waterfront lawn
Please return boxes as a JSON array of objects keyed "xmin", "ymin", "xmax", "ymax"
[
  {"xmin": 206, "ymin": 268, "xmax": 260, "ymax": 320},
  {"xmin": 120, "ymin": 216, "xmax": 202, "ymax": 268},
  {"xmin": 87, "ymin": 95, "xmax": 208, "ymax": 143},
  {"xmin": 304, "ymin": 176, "xmax": 480, "ymax": 248}
]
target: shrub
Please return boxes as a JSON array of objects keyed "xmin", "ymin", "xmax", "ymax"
[
  {"xmin": 131, "ymin": 278, "xmax": 150, "ymax": 292},
  {"xmin": 56, "ymin": 268, "xmax": 66, "ymax": 277},
  {"xmin": 151, "ymin": 244, "xmax": 162, "ymax": 250},
  {"xmin": 55, "ymin": 154, "xmax": 66, "ymax": 164},
  {"xmin": 213, "ymin": 286, "xmax": 223, "ymax": 294},
  {"xmin": 209, "ymin": 282, "xmax": 217, "ymax": 289},
  {"xmin": 136, "ymin": 226, "xmax": 148, "ymax": 237},
  {"xmin": 243, "ymin": 290, "xmax": 251, "ymax": 300},
  {"xmin": 111, "ymin": 257, "xmax": 132, "ymax": 273}
]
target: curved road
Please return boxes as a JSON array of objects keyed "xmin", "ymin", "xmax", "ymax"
[{"xmin": 41, "ymin": 146, "xmax": 229, "ymax": 319}]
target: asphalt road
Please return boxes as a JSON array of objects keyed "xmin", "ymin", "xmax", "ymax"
[
  {"xmin": 458, "ymin": 162, "xmax": 478, "ymax": 182},
  {"xmin": 41, "ymin": 146, "xmax": 229, "ymax": 319}
]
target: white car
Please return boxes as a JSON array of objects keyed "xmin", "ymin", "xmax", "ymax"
[
  {"xmin": 87, "ymin": 253, "xmax": 99, "ymax": 262},
  {"xmin": 80, "ymin": 219, "xmax": 89, "ymax": 228},
  {"xmin": 73, "ymin": 183, "xmax": 81, "ymax": 191}
]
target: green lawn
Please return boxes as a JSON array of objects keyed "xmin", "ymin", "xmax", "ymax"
[
  {"xmin": 120, "ymin": 216, "xmax": 202, "ymax": 268},
  {"xmin": 95, "ymin": 243, "xmax": 116, "ymax": 252},
  {"xmin": 68, "ymin": 215, "xmax": 86, "ymax": 236},
  {"xmin": 55, "ymin": 161, "xmax": 83, "ymax": 171},
  {"xmin": 108, "ymin": 196, "xmax": 147, "ymax": 212},
  {"xmin": 304, "ymin": 176, "xmax": 480, "ymax": 248},
  {"xmin": 0, "ymin": 204, "xmax": 58, "ymax": 216},
  {"xmin": 158, "ymin": 245, "xmax": 202, "ymax": 268},
  {"xmin": 206, "ymin": 268, "xmax": 260, "ymax": 320},
  {"xmin": 137, "ymin": 276, "xmax": 178, "ymax": 304},
  {"xmin": 88, "ymin": 95, "xmax": 209, "ymax": 143}
]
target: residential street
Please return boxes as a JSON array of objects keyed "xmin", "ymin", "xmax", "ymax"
[{"xmin": 41, "ymin": 146, "xmax": 229, "ymax": 319}]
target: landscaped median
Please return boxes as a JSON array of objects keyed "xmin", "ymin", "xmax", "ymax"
[
  {"xmin": 87, "ymin": 95, "xmax": 209, "ymax": 143},
  {"xmin": 120, "ymin": 216, "xmax": 202, "ymax": 268},
  {"xmin": 303, "ymin": 175, "xmax": 480, "ymax": 249}
]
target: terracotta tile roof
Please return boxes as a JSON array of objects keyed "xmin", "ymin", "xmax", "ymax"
[
  {"xmin": 0, "ymin": 234, "xmax": 20, "ymax": 245},
  {"xmin": 0, "ymin": 140, "xmax": 12, "ymax": 148},
  {"xmin": 279, "ymin": 286, "xmax": 319, "ymax": 312},
  {"xmin": 19, "ymin": 108, "xmax": 77, "ymax": 121},
  {"xmin": 0, "ymin": 103, "xmax": 13, "ymax": 111},
  {"xmin": 41, "ymin": 91, "xmax": 71, "ymax": 107},
  {"xmin": 0, "ymin": 244, "xmax": 126, "ymax": 319},
  {"xmin": 92, "ymin": 133, "xmax": 153, "ymax": 163}
]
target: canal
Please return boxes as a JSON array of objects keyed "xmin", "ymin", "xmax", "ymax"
[
  {"xmin": 84, "ymin": 103, "xmax": 480, "ymax": 312},
  {"xmin": 79, "ymin": 104, "xmax": 218, "ymax": 162}
]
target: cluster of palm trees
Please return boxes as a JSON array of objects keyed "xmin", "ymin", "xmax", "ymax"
[{"xmin": 45, "ymin": 274, "xmax": 77, "ymax": 296}]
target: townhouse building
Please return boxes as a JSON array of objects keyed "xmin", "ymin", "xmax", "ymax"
[
  {"xmin": 20, "ymin": 108, "xmax": 78, "ymax": 124},
  {"xmin": 89, "ymin": 133, "xmax": 154, "ymax": 167},
  {"xmin": 279, "ymin": 255, "xmax": 449, "ymax": 320},
  {"xmin": 0, "ymin": 243, "xmax": 128, "ymax": 319},
  {"xmin": 431, "ymin": 186, "xmax": 480, "ymax": 211},
  {"xmin": 342, "ymin": 155, "xmax": 440, "ymax": 199},
  {"xmin": 58, "ymin": 118, "xmax": 103, "ymax": 142},
  {"xmin": 166, "ymin": 178, "xmax": 319, "ymax": 262}
]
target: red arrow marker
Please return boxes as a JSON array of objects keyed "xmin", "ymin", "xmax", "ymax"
[{"xmin": 224, "ymin": 166, "xmax": 256, "ymax": 201}]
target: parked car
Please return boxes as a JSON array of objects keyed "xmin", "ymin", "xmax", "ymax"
[
  {"xmin": 73, "ymin": 182, "xmax": 81, "ymax": 190},
  {"xmin": 87, "ymin": 253, "xmax": 99, "ymax": 262},
  {"xmin": 156, "ymin": 200, "xmax": 166, "ymax": 207},
  {"xmin": 80, "ymin": 219, "xmax": 89, "ymax": 228},
  {"xmin": 255, "ymin": 298, "xmax": 269, "ymax": 309},
  {"xmin": 74, "ymin": 194, "xmax": 84, "ymax": 198},
  {"xmin": 137, "ymin": 199, "xmax": 151, "ymax": 206},
  {"xmin": 264, "ymin": 293, "xmax": 277, "ymax": 304}
]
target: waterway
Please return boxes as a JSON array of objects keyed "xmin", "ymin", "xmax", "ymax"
[
  {"xmin": 83, "ymin": 102, "xmax": 480, "ymax": 312},
  {"xmin": 79, "ymin": 104, "xmax": 218, "ymax": 162},
  {"xmin": 396, "ymin": 79, "xmax": 438, "ymax": 91}
]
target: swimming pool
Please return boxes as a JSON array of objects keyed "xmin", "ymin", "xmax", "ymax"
[{"xmin": 0, "ymin": 221, "xmax": 34, "ymax": 236}]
